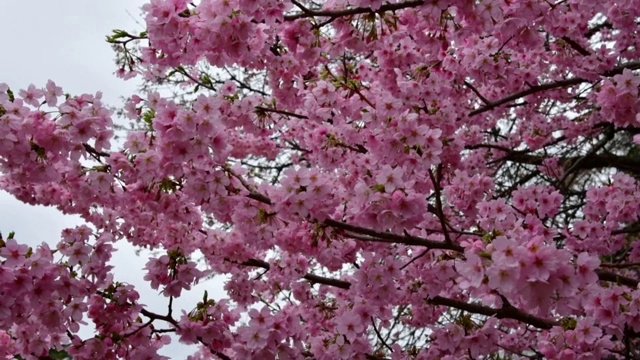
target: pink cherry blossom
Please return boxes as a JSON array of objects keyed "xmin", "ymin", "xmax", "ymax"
[{"xmin": 1, "ymin": 0, "xmax": 640, "ymax": 358}]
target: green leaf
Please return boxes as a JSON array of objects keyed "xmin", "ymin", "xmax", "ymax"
[
  {"xmin": 371, "ymin": 184, "xmax": 386, "ymax": 193},
  {"xmin": 30, "ymin": 141, "xmax": 47, "ymax": 159},
  {"xmin": 48, "ymin": 348, "xmax": 71, "ymax": 360},
  {"xmin": 200, "ymin": 73, "xmax": 213, "ymax": 87},
  {"xmin": 106, "ymin": 29, "xmax": 130, "ymax": 43},
  {"xmin": 560, "ymin": 317, "xmax": 577, "ymax": 330},
  {"xmin": 142, "ymin": 109, "xmax": 156, "ymax": 125}
]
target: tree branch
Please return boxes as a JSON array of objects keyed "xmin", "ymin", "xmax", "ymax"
[
  {"xmin": 468, "ymin": 60, "xmax": 640, "ymax": 117},
  {"xmin": 324, "ymin": 218, "xmax": 463, "ymax": 251},
  {"xmin": 255, "ymin": 106, "xmax": 309, "ymax": 119},
  {"xmin": 503, "ymin": 152, "xmax": 640, "ymax": 175},
  {"xmin": 234, "ymin": 169, "xmax": 639, "ymax": 291},
  {"xmin": 285, "ymin": 0, "xmax": 425, "ymax": 21},
  {"xmin": 428, "ymin": 296, "xmax": 559, "ymax": 330},
  {"xmin": 468, "ymin": 77, "xmax": 584, "ymax": 117},
  {"xmin": 428, "ymin": 167, "xmax": 453, "ymax": 244},
  {"xmin": 561, "ymin": 36, "xmax": 591, "ymax": 56},
  {"xmin": 240, "ymin": 258, "xmax": 558, "ymax": 329},
  {"xmin": 595, "ymin": 269, "xmax": 639, "ymax": 288}
]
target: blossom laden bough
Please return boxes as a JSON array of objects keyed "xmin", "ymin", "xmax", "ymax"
[{"xmin": 2, "ymin": 0, "xmax": 640, "ymax": 358}]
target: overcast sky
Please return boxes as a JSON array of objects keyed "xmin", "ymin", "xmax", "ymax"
[{"xmin": 0, "ymin": 2, "xmax": 224, "ymax": 357}]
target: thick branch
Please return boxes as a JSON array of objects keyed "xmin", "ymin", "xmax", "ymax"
[
  {"xmin": 240, "ymin": 258, "xmax": 558, "ymax": 329},
  {"xmin": 503, "ymin": 152, "xmax": 640, "ymax": 175},
  {"xmin": 240, "ymin": 179, "xmax": 462, "ymax": 251},
  {"xmin": 468, "ymin": 77, "xmax": 584, "ymax": 117},
  {"xmin": 596, "ymin": 269, "xmax": 639, "ymax": 288},
  {"xmin": 468, "ymin": 61, "xmax": 640, "ymax": 117},
  {"xmin": 428, "ymin": 296, "xmax": 558, "ymax": 330},
  {"xmin": 285, "ymin": 0, "xmax": 425, "ymax": 21},
  {"xmin": 83, "ymin": 143, "xmax": 110, "ymax": 158},
  {"xmin": 241, "ymin": 258, "xmax": 352, "ymax": 289},
  {"xmin": 561, "ymin": 36, "xmax": 591, "ymax": 56},
  {"xmin": 324, "ymin": 218, "xmax": 463, "ymax": 251},
  {"xmin": 237, "ymin": 172, "xmax": 639, "ymax": 291},
  {"xmin": 139, "ymin": 308, "xmax": 179, "ymax": 326},
  {"xmin": 557, "ymin": 126, "xmax": 614, "ymax": 186}
]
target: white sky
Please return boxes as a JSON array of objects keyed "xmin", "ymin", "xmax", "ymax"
[{"xmin": 0, "ymin": 1, "xmax": 225, "ymax": 357}]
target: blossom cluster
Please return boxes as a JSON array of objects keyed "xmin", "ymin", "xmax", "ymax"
[{"xmin": 2, "ymin": 0, "xmax": 640, "ymax": 358}]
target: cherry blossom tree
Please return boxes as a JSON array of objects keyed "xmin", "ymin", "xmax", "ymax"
[{"xmin": 2, "ymin": 0, "xmax": 640, "ymax": 359}]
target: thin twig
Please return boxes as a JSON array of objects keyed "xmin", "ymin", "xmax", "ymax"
[
  {"xmin": 371, "ymin": 316, "xmax": 394, "ymax": 352},
  {"xmin": 428, "ymin": 167, "xmax": 452, "ymax": 244},
  {"xmin": 463, "ymin": 80, "xmax": 492, "ymax": 105}
]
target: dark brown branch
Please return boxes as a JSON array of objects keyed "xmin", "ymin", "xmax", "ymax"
[
  {"xmin": 255, "ymin": 106, "xmax": 309, "ymax": 119},
  {"xmin": 334, "ymin": 141, "xmax": 369, "ymax": 154},
  {"xmin": 503, "ymin": 153, "xmax": 640, "ymax": 175},
  {"xmin": 240, "ymin": 160, "xmax": 294, "ymax": 171},
  {"xmin": 247, "ymin": 191, "xmax": 273, "ymax": 204},
  {"xmin": 561, "ymin": 36, "xmax": 591, "ymax": 56},
  {"xmin": 557, "ymin": 127, "xmax": 614, "ymax": 186},
  {"xmin": 139, "ymin": 308, "xmax": 179, "ymax": 326},
  {"xmin": 236, "ymin": 169, "xmax": 639, "ymax": 291},
  {"xmin": 240, "ymin": 258, "xmax": 558, "ymax": 329},
  {"xmin": 601, "ymin": 262, "xmax": 640, "ymax": 269},
  {"xmin": 468, "ymin": 77, "xmax": 584, "ymax": 117},
  {"xmin": 241, "ymin": 258, "xmax": 352, "ymax": 289},
  {"xmin": 243, "ymin": 181, "xmax": 460, "ymax": 251},
  {"xmin": 585, "ymin": 21, "xmax": 613, "ymax": 38},
  {"xmin": 371, "ymin": 316, "xmax": 394, "ymax": 352},
  {"xmin": 174, "ymin": 66, "xmax": 217, "ymax": 91},
  {"xmin": 83, "ymin": 143, "xmax": 110, "ymax": 158},
  {"xmin": 140, "ymin": 296, "xmax": 238, "ymax": 360},
  {"xmin": 236, "ymin": 173, "xmax": 462, "ymax": 251},
  {"xmin": 223, "ymin": 68, "xmax": 269, "ymax": 96},
  {"xmin": 463, "ymin": 80, "xmax": 492, "ymax": 105},
  {"xmin": 468, "ymin": 61, "xmax": 640, "ymax": 117},
  {"xmin": 584, "ymin": 20, "xmax": 640, "ymax": 38},
  {"xmin": 304, "ymin": 273, "xmax": 351, "ymax": 288},
  {"xmin": 241, "ymin": 258, "xmax": 271, "ymax": 268},
  {"xmin": 237, "ymin": 261, "xmax": 638, "ymax": 332},
  {"xmin": 428, "ymin": 296, "xmax": 558, "ymax": 330},
  {"xmin": 400, "ymin": 249, "xmax": 430, "ymax": 270},
  {"xmin": 613, "ymin": 223, "xmax": 640, "ymax": 235},
  {"xmin": 285, "ymin": 0, "xmax": 425, "ymax": 21},
  {"xmin": 290, "ymin": 0, "xmax": 316, "ymax": 16},
  {"xmin": 323, "ymin": 218, "xmax": 464, "ymax": 251},
  {"xmin": 207, "ymin": 343, "xmax": 232, "ymax": 360},
  {"xmin": 428, "ymin": 167, "xmax": 453, "ymax": 244},
  {"xmin": 596, "ymin": 269, "xmax": 639, "ymax": 288}
]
